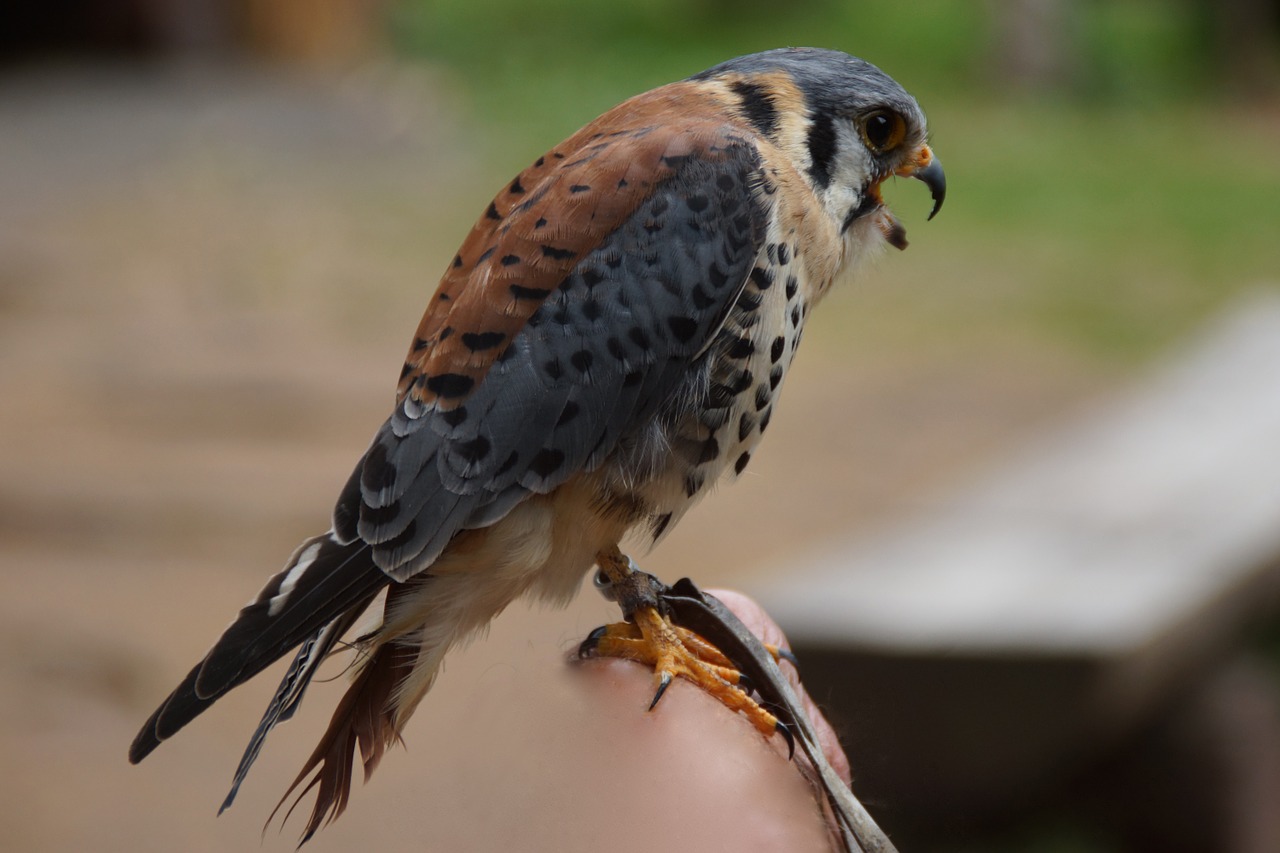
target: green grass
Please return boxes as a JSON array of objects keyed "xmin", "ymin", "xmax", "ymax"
[
  {"xmin": 870, "ymin": 97, "xmax": 1280, "ymax": 361},
  {"xmin": 387, "ymin": 0, "xmax": 1280, "ymax": 369}
]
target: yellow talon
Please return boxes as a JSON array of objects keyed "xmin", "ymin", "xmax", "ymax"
[{"xmin": 580, "ymin": 605, "xmax": 780, "ymax": 738}]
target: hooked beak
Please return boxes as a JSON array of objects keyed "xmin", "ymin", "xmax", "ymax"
[
  {"xmin": 898, "ymin": 144, "xmax": 945, "ymax": 220},
  {"xmin": 848, "ymin": 143, "xmax": 946, "ymax": 250}
]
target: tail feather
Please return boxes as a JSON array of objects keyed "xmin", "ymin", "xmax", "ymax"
[
  {"xmin": 195, "ymin": 536, "xmax": 384, "ymax": 699},
  {"xmin": 268, "ymin": 641, "xmax": 413, "ymax": 844},
  {"xmin": 218, "ymin": 598, "xmax": 375, "ymax": 814},
  {"xmin": 128, "ymin": 532, "xmax": 390, "ymax": 765}
]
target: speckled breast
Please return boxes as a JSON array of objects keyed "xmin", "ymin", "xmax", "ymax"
[{"xmin": 632, "ymin": 233, "xmax": 815, "ymax": 542}]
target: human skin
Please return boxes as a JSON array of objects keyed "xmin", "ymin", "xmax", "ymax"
[{"xmin": 441, "ymin": 589, "xmax": 853, "ymax": 852}]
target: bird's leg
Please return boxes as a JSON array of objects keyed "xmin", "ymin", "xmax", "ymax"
[{"xmin": 580, "ymin": 545, "xmax": 787, "ymax": 741}]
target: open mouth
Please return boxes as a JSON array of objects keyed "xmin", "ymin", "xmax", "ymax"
[
  {"xmin": 869, "ymin": 179, "xmax": 910, "ymax": 251},
  {"xmin": 841, "ymin": 178, "xmax": 887, "ymax": 232},
  {"xmin": 843, "ymin": 147, "xmax": 945, "ymax": 251},
  {"xmin": 843, "ymin": 177, "xmax": 908, "ymax": 250}
]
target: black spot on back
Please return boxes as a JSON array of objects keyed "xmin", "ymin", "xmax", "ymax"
[
  {"xmin": 457, "ymin": 435, "xmax": 491, "ymax": 464},
  {"xmin": 667, "ymin": 316, "xmax": 698, "ymax": 343},
  {"xmin": 461, "ymin": 331, "xmax": 507, "ymax": 352},
  {"xmin": 530, "ymin": 448, "xmax": 566, "ymax": 479},
  {"xmin": 497, "ymin": 451, "xmax": 519, "ymax": 476},
  {"xmin": 425, "ymin": 373, "xmax": 475, "ymax": 399},
  {"xmin": 629, "ymin": 327, "xmax": 652, "ymax": 350},
  {"xmin": 690, "ymin": 285, "xmax": 715, "ymax": 310},
  {"xmin": 542, "ymin": 245, "xmax": 577, "ymax": 261},
  {"xmin": 510, "ymin": 284, "xmax": 552, "ymax": 301},
  {"xmin": 707, "ymin": 263, "xmax": 730, "ymax": 289},
  {"xmin": 557, "ymin": 401, "xmax": 580, "ymax": 426}
]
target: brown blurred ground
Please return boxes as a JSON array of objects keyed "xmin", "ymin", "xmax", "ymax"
[{"xmin": 0, "ymin": 62, "xmax": 1104, "ymax": 851}]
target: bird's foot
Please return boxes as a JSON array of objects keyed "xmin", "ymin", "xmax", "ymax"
[{"xmin": 581, "ymin": 546, "xmax": 791, "ymax": 748}]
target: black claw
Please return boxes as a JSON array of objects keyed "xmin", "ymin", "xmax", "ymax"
[
  {"xmin": 577, "ymin": 625, "xmax": 608, "ymax": 658},
  {"xmin": 735, "ymin": 672, "xmax": 755, "ymax": 695},
  {"xmin": 775, "ymin": 719, "xmax": 795, "ymax": 760},
  {"xmin": 648, "ymin": 672, "xmax": 673, "ymax": 711},
  {"xmin": 592, "ymin": 568, "xmax": 612, "ymax": 591},
  {"xmin": 775, "ymin": 647, "xmax": 799, "ymax": 668}
]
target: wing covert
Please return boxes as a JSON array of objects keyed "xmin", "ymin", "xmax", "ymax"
[{"xmin": 354, "ymin": 121, "xmax": 770, "ymax": 580}]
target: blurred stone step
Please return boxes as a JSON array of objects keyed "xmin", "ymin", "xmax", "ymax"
[{"xmin": 754, "ymin": 291, "xmax": 1280, "ymax": 837}]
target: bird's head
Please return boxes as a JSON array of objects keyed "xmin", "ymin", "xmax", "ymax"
[{"xmin": 694, "ymin": 48, "xmax": 944, "ymax": 252}]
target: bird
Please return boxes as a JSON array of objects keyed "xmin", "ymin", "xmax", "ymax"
[{"xmin": 128, "ymin": 46, "xmax": 944, "ymax": 842}]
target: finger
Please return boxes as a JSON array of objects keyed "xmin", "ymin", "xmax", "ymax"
[{"xmin": 705, "ymin": 588, "xmax": 853, "ymax": 786}]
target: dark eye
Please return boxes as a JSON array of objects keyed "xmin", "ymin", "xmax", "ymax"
[{"xmin": 860, "ymin": 109, "xmax": 906, "ymax": 153}]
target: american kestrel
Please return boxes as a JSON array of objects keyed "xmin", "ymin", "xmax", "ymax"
[{"xmin": 129, "ymin": 47, "xmax": 944, "ymax": 841}]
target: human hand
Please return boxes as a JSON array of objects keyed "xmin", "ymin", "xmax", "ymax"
[{"xmin": 556, "ymin": 587, "xmax": 852, "ymax": 853}]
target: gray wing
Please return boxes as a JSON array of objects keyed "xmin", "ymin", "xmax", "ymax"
[{"xmin": 344, "ymin": 140, "xmax": 771, "ymax": 579}]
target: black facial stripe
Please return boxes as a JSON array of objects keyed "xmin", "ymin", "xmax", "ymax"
[
  {"xmin": 729, "ymin": 79, "xmax": 780, "ymax": 139},
  {"xmin": 841, "ymin": 189, "xmax": 881, "ymax": 233},
  {"xmin": 805, "ymin": 112, "xmax": 837, "ymax": 189}
]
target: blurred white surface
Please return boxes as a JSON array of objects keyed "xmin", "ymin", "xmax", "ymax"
[{"xmin": 761, "ymin": 292, "xmax": 1280, "ymax": 654}]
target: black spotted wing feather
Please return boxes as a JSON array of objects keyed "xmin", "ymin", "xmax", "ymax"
[
  {"xmin": 129, "ymin": 93, "xmax": 771, "ymax": 779},
  {"xmin": 358, "ymin": 131, "xmax": 769, "ymax": 579},
  {"xmin": 128, "ymin": 533, "xmax": 388, "ymax": 765}
]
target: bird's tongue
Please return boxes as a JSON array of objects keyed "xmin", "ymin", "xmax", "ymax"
[{"xmin": 880, "ymin": 211, "xmax": 908, "ymax": 250}]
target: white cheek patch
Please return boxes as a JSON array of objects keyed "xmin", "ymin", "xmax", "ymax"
[{"xmin": 818, "ymin": 121, "xmax": 876, "ymax": 225}]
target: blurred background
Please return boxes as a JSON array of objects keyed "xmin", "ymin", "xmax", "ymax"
[{"xmin": 2, "ymin": 1, "xmax": 1278, "ymax": 851}]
